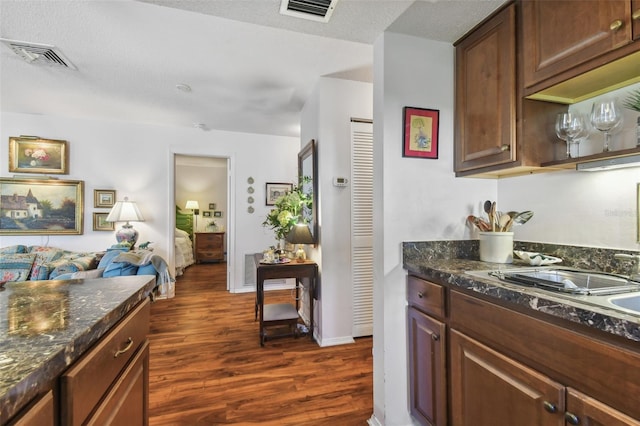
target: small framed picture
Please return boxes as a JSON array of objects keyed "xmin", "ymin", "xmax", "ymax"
[
  {"xmin": 402, "ymin": 107, "xmax": 439, "ymax": 159},
  {"xmin": 214, "ymin": 211, "xmax": 222, "ymax": 218},
  {"xmin": 9, "ymin": 136, "xmax": 69, "ymax": 174},
  {"xmin": 93, "ymin": 212, "xmax": 114, "ymax": 231},
  {"xmin": 94, "ymin": 189, "xmax": 116, "ymax": 208},
  {"xmin": 265, "ymin": 182, "xmax": 292, "ymax": 206},
  {"xmin": 209, "ymin": 203, "xmax": 216, "ymax": 210},
  {"xmin": 203, "ymin": 211, "xmax": 212, "ymax": 217}
]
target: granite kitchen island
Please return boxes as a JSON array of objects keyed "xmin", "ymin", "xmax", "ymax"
[{"xmin": 0, "ymin": 275, "xmax": 155, "ymax": 425}]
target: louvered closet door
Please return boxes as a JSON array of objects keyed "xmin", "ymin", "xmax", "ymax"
[{"xmin": 351, "ymin": 119, "xmax": 373, "ymax": 337}]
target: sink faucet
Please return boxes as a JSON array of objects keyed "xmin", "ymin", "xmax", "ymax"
[{"xmin": 614, "ymin": 253, "xmax": 640, "ymax": 281}]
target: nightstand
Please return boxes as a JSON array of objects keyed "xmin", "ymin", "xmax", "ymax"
[{"xmin": 194, "ymin": 232, "xmax": 225, "ymax": 263}]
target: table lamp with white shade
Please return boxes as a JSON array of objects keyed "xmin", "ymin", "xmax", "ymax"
[{"xmin": 106, "ymin": 196, "xmax": 145, "ymax": 248}]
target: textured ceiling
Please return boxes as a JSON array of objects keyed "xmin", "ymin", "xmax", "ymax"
[{"xmin": 0, "ymin": 0, "xmax": 505, "ymax": 138}]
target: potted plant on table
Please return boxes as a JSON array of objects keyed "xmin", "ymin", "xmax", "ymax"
[{"xmin": 262, "ymin": 177, "xmax": 312, "ymax": 256}]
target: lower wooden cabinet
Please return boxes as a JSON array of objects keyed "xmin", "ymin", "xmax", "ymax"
[
  {"xmin": 407, "ymin": 274, "xmax": 640, "ymax": 425},
  {"xmin": 450, "ymin": 330, "xmax": 640, "ymax": 426},
  {"xmin": 8, "ymin": 391, "xmax": 54, "ymax": 426},
  {"xmin": 61, "ymin": 298, "xmax": 150, "ymax": 426},
  {"xmin": 450, "ymin": 330, "xmax": 564, "ymax": 426},
  {"xmin": 408, "ymin": 307, "xmax": 447, "ymax": 426},
  {"xmin": 195, "ymin": 232, "xmax": 225, "ymax": 263}
]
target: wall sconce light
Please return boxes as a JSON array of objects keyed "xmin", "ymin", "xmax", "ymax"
[{"xmin": 106, "ymin": 196, "xmax": 145, "ymax": 248}]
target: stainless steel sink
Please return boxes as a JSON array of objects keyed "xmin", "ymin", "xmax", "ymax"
[
  {"xmin": 609, "ymin": 294, "xmax": 640, "ymax": 314},
  {"xmin": 468, "ymin": 267, "xmax": 640, "ymax": 296}
]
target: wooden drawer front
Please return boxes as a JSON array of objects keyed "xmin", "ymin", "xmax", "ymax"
[
  {"xmin": 61, "ymin": 298, "xmax": 150, "ymax": 426},
  {"xmin": 450, "ymin": 290, "xmax": 640, "ymax": 420},
  {"xmin": 9, "ymin": 390, "xmax": 54, "ymax": 426},
  {"xmin": 407, "ymin": 275, "xmax": 445, "ymax": 318},
  {"xmin": 87, "ymin": 341, "xmax": 149, "ymax": 426},
  {"xmin": 196, "ymin": 233, "xmax": 222, "ymax": 249}
]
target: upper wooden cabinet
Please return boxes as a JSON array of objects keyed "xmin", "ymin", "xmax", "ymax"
[
  {"xmin": 522, "ymin": 0, "xmax": 634, "ymax": 89},
  {"xmin": 454, "ymin": 3, "xmax": 561, "ymax": 177},
  {"xmin": 634, "ymin": 0, "xmax": 640, "ymax": 40},
  {"xmin": 454, "ymin": 4, "xmax": 517, "ymax": 173}
]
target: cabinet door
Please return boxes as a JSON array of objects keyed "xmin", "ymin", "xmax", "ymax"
[
  {"xmin": 522, "ymin": 0, "xmax": 632, "ymax": 88},
  {"xmin": 454, "ymin": 3, "xmax": 516, "ymax": 173},
  {"xmin": 87, "ymin": 341, "xmax": 149, "ymax": 426},
  {"xmin": 408, "ymin": 307, "xmax": 447, "ymax": 426},
  {"xmin": 450, "ymin": 330, "xmax": 564, "ymax": 426},
  {"xmin": 634, "ymin": 0, "xmax": 640, "ymax": 40},
  {"xmin": 565, "ymin": 388, "xmax": 640, "ymax": 426},
  {"xmin": 8, "ymin": 391, "xmax": 54, "ymax": 426}
]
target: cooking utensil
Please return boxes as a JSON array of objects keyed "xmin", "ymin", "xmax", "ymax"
[
  {"xmin": 490, "ymin": 201, "xmax": 497, "ymax": 231},
  {"xmin": 498, "ymin": 214, "xmax": 511, "ymax": 232},
  {"xmin": 467, "ymin": 215, "xmax": 491, "ymax": 232}
]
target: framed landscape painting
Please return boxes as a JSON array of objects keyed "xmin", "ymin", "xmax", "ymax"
[
  {"xmin": 265, "ymin": 182, "xmax": 292, "ymax": 206},
  {"xmin": 8, "ymin": 136, "xmax": 69, "ymax": 174},
  {"xmin": 0, "ymin": 178, "xmax": 84, "ymax": 235}
]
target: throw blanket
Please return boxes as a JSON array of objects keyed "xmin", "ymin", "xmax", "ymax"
[{"xmin": 113, "ymin": 251, "xmax": 175, "ymax": 299}]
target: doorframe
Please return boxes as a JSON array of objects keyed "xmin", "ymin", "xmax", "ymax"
[{"xmin": 168, "ymin": 148, "xmax": 236, "ymax": 291}]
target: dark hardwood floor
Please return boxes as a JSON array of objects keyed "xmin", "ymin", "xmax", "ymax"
[{"xmin": 148, "ymin": 262, "xmax": 373, "ymax": 425}]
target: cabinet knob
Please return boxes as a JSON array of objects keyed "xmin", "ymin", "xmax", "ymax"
[
  {"xmin": 417, "ymin": 292, "xmax": 424, "ymax": 299},
  {"xmin": 542, "ymin": 401, "xmax": 557, "ymax": 413},
  {"xmin": 500, "ymin": 144, "xmax": 510, "ymax": 152},
  {"xmin": 633, "ymin": 9, "xmax": 640, "ymax": 20},
  {"xmin": 564, "ymin": 412, "xmax": 580, "ymax": 425},
  {"xmin": 610, "ymin": 19, "xmax": 623, "ymax": 31},
  {"xmin": 431, "ymin": 333, "xmax": 440, "ymax": 341}
]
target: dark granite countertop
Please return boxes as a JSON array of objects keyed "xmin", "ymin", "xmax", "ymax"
[
  {"xmin": 0, "ymin": 275, "xmax": 155, "ymax": 424},
  {"xmin": 403, "ymin": 241, "xmax": 640, "ymax": 343}
]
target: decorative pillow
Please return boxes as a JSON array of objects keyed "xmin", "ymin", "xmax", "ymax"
[
  {"xmin": 103, "ymin": 261, "xmax": 138, "ymax": 277},
  {"xmin": 137, "ymin": 263, "xmax": 157, "ymax": 276},
  {"xmin": 48, "ymin": 256, "xmax": 97, "ymax": 280},
  {"xmin": 54, "ymin": 268, "xmax": 105, "ymax": 281},
  {"xmin": 98, "ymin": 248, "xmax": 129, "ymax": 269},
  {"xmin": 0, "ymin": 245, "xmax": 27, "ymax": 254},
  {"xmin": 28, "ymin": 247, "xmax": 65, "ymax": 280},
  {"xmin": 0, "ymin": 253, "xmax": 36, "ymax": 282}
]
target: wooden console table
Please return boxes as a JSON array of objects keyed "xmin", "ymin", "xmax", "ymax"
[{"xmin": 254, "ymin": 254, "xmax": 318, "ymax": 346}]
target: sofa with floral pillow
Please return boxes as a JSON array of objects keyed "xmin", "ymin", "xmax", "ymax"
[{"xmin": 0, "ymin": 245, "xmax": 174, "ymax": 298}]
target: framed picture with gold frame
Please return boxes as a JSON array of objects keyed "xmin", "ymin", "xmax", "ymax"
[
  {"xmin": 93, "ymin": 212, "xmax": 114, "ymax": 231},
  {"xmin": 94, "ymin": 189, "xmax": 116, "ymax": 208},
  {"xmin": 8, "ymin": 136, "xmax": 69, "ymax": 174},
  {"xmin": 0, "ymin": 178, "xmax": 84, "ymax": 235}
]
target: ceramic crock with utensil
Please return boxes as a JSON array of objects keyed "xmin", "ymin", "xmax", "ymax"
[{"xmin": 479, "ymin": 231, "xmax": 514, "ymax": 263}]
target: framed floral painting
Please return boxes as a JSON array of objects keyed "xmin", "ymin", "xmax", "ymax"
[
  {"xmin": 0, "ymin": 178, "xmax": 84, "ymax": 235},
  {"xmin": 8, "ymin": 136, "xmax": 69, "ymax": 174}
]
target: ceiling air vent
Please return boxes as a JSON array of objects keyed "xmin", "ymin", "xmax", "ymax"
[
  {"xmin": 279, "ymin": 0, "xmax": 339, "ymax": 23},
  {"xmin": 0, "ymin": 38, "xmax": 77, "ymax": 70}
]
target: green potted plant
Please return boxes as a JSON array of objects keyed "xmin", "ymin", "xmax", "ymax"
[{"xmin": 262, "ymin": 177, "xmax": 312, "ymax": 252}]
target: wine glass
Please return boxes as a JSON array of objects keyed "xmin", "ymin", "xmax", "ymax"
[
  {"xmin": 556, "ymin": 113, "xmax": 586, "ymax": 159},
  {"xmin": 590, "ymin": 99, "xmax": 623, "ymax": 152}
]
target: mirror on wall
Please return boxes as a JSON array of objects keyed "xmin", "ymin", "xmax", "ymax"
[{"xmin": 299, "ymin": 139, "xmax": 318, "ymax": 243}]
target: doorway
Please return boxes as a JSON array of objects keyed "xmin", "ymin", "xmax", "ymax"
[{"xmin": 174, "ymin": 154, "xmax": 231, "ymax": 290}]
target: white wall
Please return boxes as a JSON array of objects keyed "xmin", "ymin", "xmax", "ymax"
[
  {"xmin": 0, "ymin": 112, "xmax": 299, "ymax": 291},
  {"xmin": 373, "ymin": 33, "xmax": 497, "ymax": 425},
  {"xmin": 301, "ymin": 77, "xmax": 374, "ymax": 346}
]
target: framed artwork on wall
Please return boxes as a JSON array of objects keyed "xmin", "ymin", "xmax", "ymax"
[
  {"xmin": 265, "ymin": 182, "xmax": 292, "ymax": 206},
  {"xmin": 0, "ymin": 178, "xmax": 84, "ymax": 235},
  {"xmin": 214, "ymin": 211, "xmax": 223, "ymax": 218},
  {"xmin": 8, "ymin": 136, "xmax": 69, "ymax": 174},
  {"xmin": 402, "ymin": 107, "xmax": 440, "ymax": 159},
  {"xmin": 93, "ymin": 212, "xmax": 114, "ymax": 231},
  {"xmin": 209, "ymin": 203, "xmax": 216, "ymax": 210},
  {"xmin": 94, "ymin": 189, "xmax": 116, "ymax": 208},
  {"xmin": 203, "ymin": 211, "xmax": 212, "ymax": 217}
]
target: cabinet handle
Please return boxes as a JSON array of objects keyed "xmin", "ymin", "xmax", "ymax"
[
  {"xmin": 610, "ymin": 19, "xmax": 623, "ymax": 31},
  {"xmin": 431, "ymin": 333, "xmax": 440, "ymax": 341},
  {"xmin": 564, "ymin": 412, "xmax": 580, "ymax": 425},
  {"xmin": 542, "ymin": 401, "xmax": 557, "ymax": 413},
  {"xmin": 500, "ymin": 144, "xmax": 510, "ymax": 152},
  {"xmin": 114, "ymin": 337, "xmax": 134, "ymax": 358},
  {"xmin": 633, "ymin": 10, "xmax": 640, "ymax": 20},
  {"xmin": 417, "ymin": 292, "xmax": 424, "ymax": 299}
]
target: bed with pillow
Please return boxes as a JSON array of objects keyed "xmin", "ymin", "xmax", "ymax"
[{"xmin": 175, "ymin": 228, "xmax": 194, "ymax": 277}]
